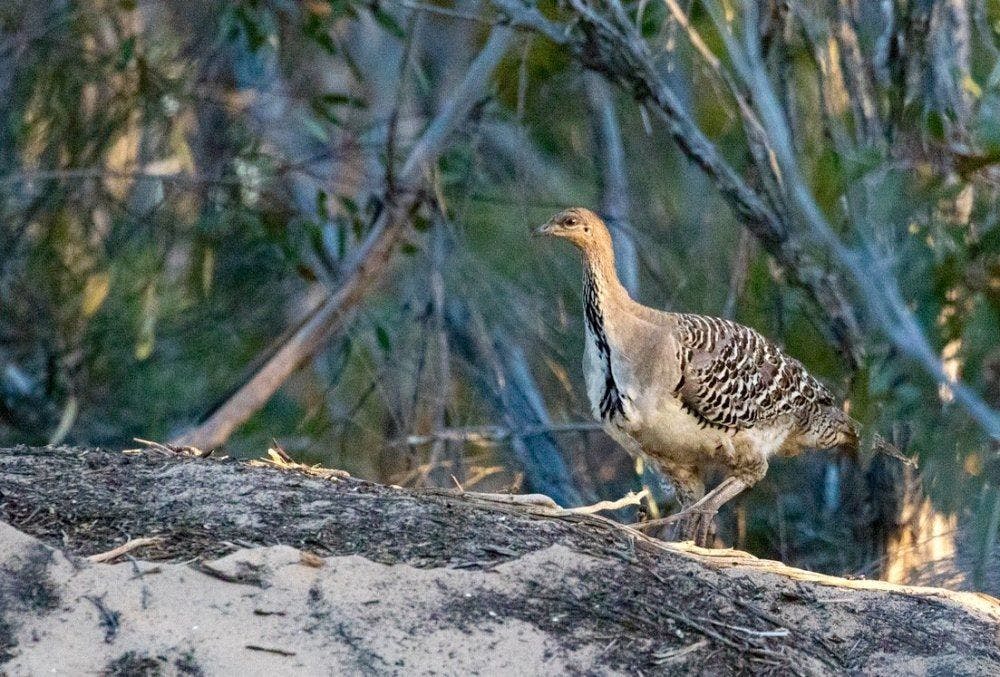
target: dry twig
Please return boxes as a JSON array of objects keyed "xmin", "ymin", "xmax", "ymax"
[
  {"xmin": 86, "ymin": 537, "xmax": 165, "ymax": 564},
  {"xmin": 249, "ymin": 448, "xmax": 351, "ymax": 480},
  {"xmin": 130, "ymin": 438, "xmax": 211, "ymax": 458},
  {"xmin": 561, "ymin": 489, "xmax": 649, "ymax": 515},
  {"xmin": 245, "ymin": 645, "xmax": 296, "ymax": 657}
]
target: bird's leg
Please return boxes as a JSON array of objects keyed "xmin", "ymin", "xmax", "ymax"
[
  {"xmin": 672, "ymin": 510, "xmax": 716, "ymax": 544},
  {"xmin": 679, "ymin": 476, "xmax": 749, "ymax": 546},
  {"xmin": 639, "ymin": 477, "xmax": 746, "ymax": 536},
  {"xmin": 681, "ymin": 450, "xmax": 768, "ymax": 546},
  {"xmin": 632, "ymin": 465, "xmax": 704, "ymax": 538},
  {"xmin": 640, "ymin": 455, "xmax": 766, "ymax": 547}
]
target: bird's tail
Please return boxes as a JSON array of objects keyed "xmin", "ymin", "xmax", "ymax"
[
  {"xmin": 871, "ymin": 431, "xmax": 918, "ymax": 469},
  {"xmin": 838, "ymin": 422, "xmax": 918, "ymax": 470},
  {"xmin": 833, "ymin": 412, "xmax": 861, "ymax": 464},
  {"xmin": 839, "ymin": 428, "xmax": 860, "ymax": 464}
]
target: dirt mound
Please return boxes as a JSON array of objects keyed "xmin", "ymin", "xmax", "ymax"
[{"xmin": 1, "ymin": 446, "xmax": 998, "ymax": 675}]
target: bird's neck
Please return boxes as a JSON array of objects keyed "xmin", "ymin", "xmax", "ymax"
[
  {"xmin": 581, "ymin": 244, "xmax": 630, "ymax": 321},
  {"xmin": 580, "ymin": 241, "xmax": 630, "ymax": 422}
]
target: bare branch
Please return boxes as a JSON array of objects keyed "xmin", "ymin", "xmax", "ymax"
[
  {"xmin": 562, "ymin": 488, "xmax": 649, "ymax": 514},
  {"xmin": 584, "ymin": 72, "xmax": 639, "ymax": 295},
  {"xmin": 170, "ymin": 27, "xmax": 516, "ymax": 450},
  {"xmin": 708, "ymin": 0, "xmax": 1000, "ymax": 437},
  {"xmin": 490, "ymin": 0, "xmax": 863, "ymax": 366},
  {"xmin": 419, "ymin": 219, "xmax": 454, "ymax": 487},
  {"xmin": 390, "ymin": 421, "xmax": 604, "ymax": 447},
  {"xmin": 658, "ymin": 0, "xmax": 785, "ymax": 202},
  {"xmin": 86, "ymin": 537, "xmax": 164, "ymax": 563},
  {"xmin": 446, "ymin": 303, "xmax": 587, "ymax": 508}
]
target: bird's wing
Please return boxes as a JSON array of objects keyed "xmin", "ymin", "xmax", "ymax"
[{"xmin": 672, "ymin": 313, "xmax": 836, "ymax": 430}]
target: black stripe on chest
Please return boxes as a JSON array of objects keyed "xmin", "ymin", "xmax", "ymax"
[{"xmin": 585, "ymin": 273, "xmax": 627, "ymax": 422}]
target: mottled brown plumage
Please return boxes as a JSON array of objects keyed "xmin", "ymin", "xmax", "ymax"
[{"xmin": 536, "ymin": 207, "xmax": 858, "ymax": 546}]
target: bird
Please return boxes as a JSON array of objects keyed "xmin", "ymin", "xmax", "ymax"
[{"xmin": 534, "ymin": 207, "xmax": 858, "ymax": 546}]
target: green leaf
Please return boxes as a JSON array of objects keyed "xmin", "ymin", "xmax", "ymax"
[
  {"xmin": 375, "ymin": 324, "xmax": 392, "ymax": 353},
  {"xmin": 371, "ymin": 5, "xmax": 405, "ymax": 38},
  {"xmin": 925, "ymin": 110, "xmax": 947, "ymax": 141},
  {"xmin": 310, "ymin": 97, "xmax": 343, "ymax": 126},
  {"xmin": 304, "ymin": 14, "xmax": 337, "ymax": 55},
  {"xmin": 300, "ymin": 114, "xmax": 331, "ymax": 142},
  {"xmin": 412, "ymin": 214, "xmax": 431, "ymax": 232},
  {"xmin": 234, "ymin": 6, "xmax": 269, "ymax": 52},
  {"xmin": 328, "ymin": 0, "xmax": 358, "ymax": 19},
  {"xmin": 307, "ymin": 220, "xmax": 325, "ymax": 257},
  {"xmin": 341, "ymin": 196, "xmax": 359, "ymax": 216},
  {"xmin": 316, "ymin": 190, "xmax": 329, "ymax": 218},
  {"xmin": 319, "ymin": 92, "xmax": 366, "ymax": 109},
  {"xmin": 116, "ymin": 37, "xmax": 135, "ymax": 71}
]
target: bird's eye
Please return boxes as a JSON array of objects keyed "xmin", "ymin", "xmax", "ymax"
[{"xmin": 565, "ymin": 217, "xmax": 579, "ymax": 227}]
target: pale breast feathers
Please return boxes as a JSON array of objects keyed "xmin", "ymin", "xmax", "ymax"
[{"xmin": 672, "ymin": 314, "xmax": 835, "ymax": 431}]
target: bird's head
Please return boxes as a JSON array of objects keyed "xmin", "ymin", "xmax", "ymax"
[{"xmin": 533, "ymin": 207, "xmax": 611, "ymax": 251}]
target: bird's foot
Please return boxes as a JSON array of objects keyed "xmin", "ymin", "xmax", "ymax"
[
  {"xmin": 677, "ymin": 509, "xmax": 718, "ymax": 547},
  {"xmin": 631, "ymin": 505, "xmax": 717, "ymax": 546},
  {"xmin": 633, "ymin": 477, "xmax": 751, "ymax": 547}
]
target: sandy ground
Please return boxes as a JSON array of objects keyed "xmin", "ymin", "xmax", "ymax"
[
  {"xmin": 1, "ymin": 522, "xmax": 618, "ymax": 676},
  {"xmin": 2, "ymin": 446, "xmax": 1000, "ymax": 675}
]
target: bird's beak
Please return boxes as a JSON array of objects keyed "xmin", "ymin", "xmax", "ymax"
[{"xmin": 532, "ymin": 220, "xmax": 555, "ymax": 237}]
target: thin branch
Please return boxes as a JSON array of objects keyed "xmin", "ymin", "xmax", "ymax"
[
  {"xmin": 717, "ymin": 0, "xmax": 1000, "ymax": 437},
  {"xmin": 171, "ymin": 27, "xmax": 515, "ymax": 450},
  {"xmin": 458, "ymin": 487, "xmax": 647, "ymax": 515},
  {"xmin": 658, "ymin": 0, "xmax": 785, "ymax": 202},
  {"xmin": 386, "ymin": 0, "xmax": 492, "ymax": 24},
  {"xmin": 419, "ymin": 218, "xmax": 454, "ymax": 486},
  {"xmin": 722, "ymin": 229, "xmax": 753, "ymax": 319},
  {"xmin": 446, "ymin": 302, "xmax": 587, "ymax": 507},
  {"xmin": 389, "ymin": 421, "xmax": 604, "ymax": 447},
  {"xmin": 460, "ymin": 491, "xmax": 560, "ymax": 509},
  {"xmin": 562, "ymin": 488, "xmax": 649, "ymax": 515},
  {"xmin": 86, "ymin": 537, "xmax": 164, "ymax": 563},
  {"xmin": 490, "ymin": 0, "xmax": 568, "ymax": 44},
  {"xmin": 491, "ymin": 0, "xmax": 863, "ymax": 366},
  {"xmin": 828, "ymin": 1, "xmax": 883, "ymax": 145},
  {"xmin": 584, "ymin": 71, "xmax": 639, "ymax": 294}
]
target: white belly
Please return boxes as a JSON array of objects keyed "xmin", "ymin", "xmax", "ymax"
[
  {"xmin": 582, "ymin": 333, "xmax": 607, "ymax": 421},
  {"xmin": 632, "ymin": 396, "xmax": 726, "ymax": 461}
]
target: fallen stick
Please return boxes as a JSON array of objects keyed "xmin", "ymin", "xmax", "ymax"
[
  {"xmin": 559, "ymin": 489, "xmax": 649, "ymax": 515},
  {"xmin": 460, "ymin": 492, "xmax": 561, "ymax": 510},
  {"xmin": 86, "ymin": 537, "xmax": 164, "ymax": 563},
  {"xmin": 245, "ymin": 644, "xmax": 296, "ymax": 657},
  {"xmin": 652, "ymin": 639, "xmax": 709, "ymax": 665},
  {"xmin": 130, "ymin": 438, "xmax": 211, "ymax": 458},
  {"xmin": 457, "ymin": 489, "xmax": 649, "ymax": 515}
]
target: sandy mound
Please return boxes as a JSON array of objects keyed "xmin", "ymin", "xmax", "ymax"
[
  {"xmin": 2, "ymin": 446, "xmax": 999, "ymax": 675},
  {"xmin": 1, "ymin": 523, "xmax": 616, "ymax": 675}
]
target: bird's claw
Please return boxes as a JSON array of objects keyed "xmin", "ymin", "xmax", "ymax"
[
  {"xmin": 670, "ymin": 508, "xmax": 717, "ymax": 547},
  {"xmin": 632, "ymin": 505, "xmax": 718, "ymax": 547}
]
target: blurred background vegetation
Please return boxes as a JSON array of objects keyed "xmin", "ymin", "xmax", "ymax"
[{"xmin": 2, "ymin": 0, "xmax": 1000, "ymax": 591}]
